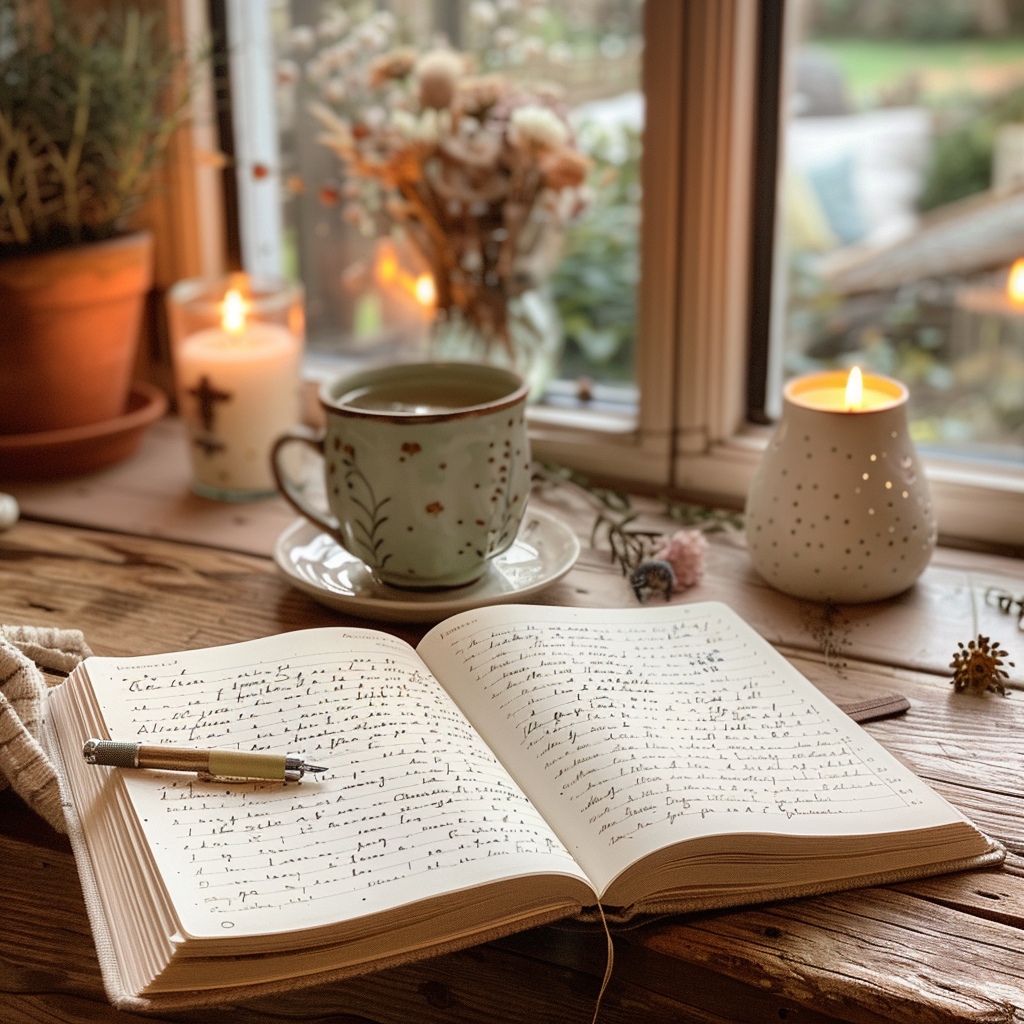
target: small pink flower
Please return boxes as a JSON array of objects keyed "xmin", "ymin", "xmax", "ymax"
[{"xmin": 651, "ymin": 529, "xmax": 708, "ymax": 592}]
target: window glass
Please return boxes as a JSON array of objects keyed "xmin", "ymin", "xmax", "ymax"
[
  {"xmin": 268, "ymin": 0, "xmax": 643, "ymax": 395},
  {"xmin": 773, "ymin": 0, "xmax": 1024, "ymax": 464}
]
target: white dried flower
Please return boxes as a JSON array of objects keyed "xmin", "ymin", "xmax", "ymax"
[
  {"xmin": 459, "ymin": 115, "xmax": 481, "ymax": 137},
  {"xmin": 373, "ymin": 10, "xmax": 397, "ymax": 34},
  {"xmin": 355, "ymin": 23, "xmax": 388, "ymax": 50},
  {"xmin": 469, "ymin": 0, "xmax": 498, "ymax": 26},
  {"xmin": 317, "ymin": 9, "xmax": 349, "ymax": 42},
  {"xmin": 287, "ymin": 25, "xmax": 316, "ymax": 54},
  {"xmin": 418, "ymin": 108, "xmax": 443, "ymax": 143},
  {"xmin": 390, "ymin": 109, "xmax": 418, "ymax": 138},
  {"xmin": 322, "ymin": 77, "xmax": 347, "ymax": 104},
  {"xmin": 364, "ymin": 105, "xmax": 387, "ymax": 130},
  {"xmin": 311, "ymin": 102, "xmax": 354, "ymax": 157},
  {"xmin": 416, "ymin": 49, "xmax": 464, "ymax": 109},
  {"xmin": 509, "ymin": 105, "xmax": 568, "ymax": 150}
]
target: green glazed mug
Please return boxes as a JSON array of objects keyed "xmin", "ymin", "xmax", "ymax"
[{"xmin": 272, "ymin": 362, "xmax": 531, "ymax": 589}]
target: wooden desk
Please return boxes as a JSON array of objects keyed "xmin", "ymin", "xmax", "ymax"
[{"xmin": 3, "ymin": 440, "xmax": 1024, "ymax": 1023}]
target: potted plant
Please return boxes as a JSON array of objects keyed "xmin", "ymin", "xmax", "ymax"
[{"xmin": 0, "ymin": 0, "xmax": 188, "ymax": 437}]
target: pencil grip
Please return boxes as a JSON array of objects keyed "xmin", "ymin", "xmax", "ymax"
[
  {"xmin": 82, "ymin": 740, "xmax": 139, "ymax": 768},
  {"xmin": 208, "ymin": 750, "xmax": 286, "ymax": 780}
]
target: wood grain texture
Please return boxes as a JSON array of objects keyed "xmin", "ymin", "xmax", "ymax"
[
  {"xmin": 3, "ymin": 503, "xmax": 1024, "ymax": 1022},
  {"xmin": 638, "ymin": 889, "xmax": 1024, "ymax": 1024}
]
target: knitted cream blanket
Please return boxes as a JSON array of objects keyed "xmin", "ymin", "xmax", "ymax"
[{"xmin": 0, "ymin": 625, "xmax": 92, "ymax": 832}]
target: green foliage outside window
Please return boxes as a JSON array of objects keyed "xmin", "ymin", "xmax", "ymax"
[{"xmin": 551, "ymin": 124, "xmax": 641, "ymax": 383}]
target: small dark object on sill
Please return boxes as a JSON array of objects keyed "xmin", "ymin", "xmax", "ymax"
[{"xmin": 631, "ymin": 560, "xmax": 674, "ymax": 602}]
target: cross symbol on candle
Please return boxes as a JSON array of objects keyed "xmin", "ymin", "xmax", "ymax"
[{"xmin": 189, "ymin": 375, "xmax": 232, "ymax": 432}]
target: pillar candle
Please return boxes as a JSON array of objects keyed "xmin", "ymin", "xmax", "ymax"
[{"xmin": 177, "ymin": 319, "xmax": 301, "ymax": 495}]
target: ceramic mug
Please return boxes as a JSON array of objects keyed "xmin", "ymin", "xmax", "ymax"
[{"xmin": 272, "ymin": 362, "xmax": 531, "ymax": 589}]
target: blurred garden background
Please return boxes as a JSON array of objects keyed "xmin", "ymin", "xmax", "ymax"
[{"xmin": 780, "ymin": 0, "xmax": 1024, "ymax": 463}]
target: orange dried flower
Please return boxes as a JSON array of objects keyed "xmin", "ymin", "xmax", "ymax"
[{"xmin": 540, "ymin": 148, "xmax": 591, "ymax": 189}]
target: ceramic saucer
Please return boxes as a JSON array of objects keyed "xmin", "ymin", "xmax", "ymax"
[{"xmin": 274, "ymin": 506, "xmax": 581, "ymax": 623}]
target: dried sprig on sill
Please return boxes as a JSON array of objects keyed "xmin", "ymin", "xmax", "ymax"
[
  {"xmin": 533, "ymin": 460, "xmax": 732, "ymax": 584},
  {"xmin": 532, "ymin": 460, "xmax": 631, "ymax": 514},
  {"xmin": 591, "ymin": 510, "xmax": 662, "ymax": 578},
  {"xmin": 664, "ymin": 500, "xmax": 744, "ymax": 535},
  {"xmin": 950, "ymin": 635, "xmax": 1014, "ymax": 696}
]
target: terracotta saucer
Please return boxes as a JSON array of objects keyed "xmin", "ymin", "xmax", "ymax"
[{"xmin": 0, "ymin": 382, "xmax": 168, "ymax": 479}]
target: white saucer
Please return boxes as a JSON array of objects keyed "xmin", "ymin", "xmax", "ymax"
[{"xmin": 273, "ymin": 507, "xmax": 580, "ymax": 623}]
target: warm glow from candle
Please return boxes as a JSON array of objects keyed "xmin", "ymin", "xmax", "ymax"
[
  {"xmin": 378, "ymin": 250, "xmax": 399, "ymax": 284},
  {"xmin": 221, "ymin": 289, "xmax": 249, "ymax": 335},
  {"xmin": 845, "ymin": 366, "xmax": 863, "ymax": 410},
  {"xmin": 414, "ymin": 274, "xmax": 436, "ymax": 307},
  {"xmin": 1008, "ymin": 259, "xmax": 1024, "ymax": 305}
]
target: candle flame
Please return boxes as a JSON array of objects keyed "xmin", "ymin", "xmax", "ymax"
[
  {"xmin": 1008, "ymin": 258, "xmax": 1024, "ymax": 304},
  {"xmin": 414, "ymin": 273, "xmax": 436, "ymax": 308},
  {"xmin": 845, "ymin": 366, "xmax": 863, "ymax": 410},
  {"xmin": 221, "ymin": 288, "xmax": 249, "ymax": 334},
  {"xmin": 377, "ymin": 250, "xmax": 399, "ymax": 284}
]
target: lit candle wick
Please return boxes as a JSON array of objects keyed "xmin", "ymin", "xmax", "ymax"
[
  {"xmin": 1008, "ymin": 258, "xmax": 1024, "ymax": 306},
  {"xmin": 845, "ymin": 366, "xmax": 863, "ymax": 410},
  {"xmin": 414, "ymin": 273, "xmax": 436, "ymax": 308},
  {"xmin": 221, "ymin": 289, "xmax": 249, "ymax": 335}
]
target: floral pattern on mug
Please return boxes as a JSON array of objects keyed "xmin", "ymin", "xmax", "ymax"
[{"xmin": 338, "ymin": 446, "xmax": 393, "ymax": 570}]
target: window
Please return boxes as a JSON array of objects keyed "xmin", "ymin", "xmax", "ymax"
[
  {"xmin": 757, "ymin": 0, "xmax": 1024, "ymax": 545},
  {"xmin": 213, "ymin": 0, "xmax": 1024, "ymax": 546}
]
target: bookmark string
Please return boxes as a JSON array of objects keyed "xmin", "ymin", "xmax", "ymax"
[{"xmin": 589, "ymin": 901, "xmax": 615, "ymax": 1024}]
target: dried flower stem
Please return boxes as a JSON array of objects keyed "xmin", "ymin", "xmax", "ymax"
[{"xmin": 532, "ymin": 460, "xmax": 738, "ymax": 577}]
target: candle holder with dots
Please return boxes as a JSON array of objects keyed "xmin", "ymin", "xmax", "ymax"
[{"xmin": 745, "ymin": 370, "xmax": 936, "ymax": 603}]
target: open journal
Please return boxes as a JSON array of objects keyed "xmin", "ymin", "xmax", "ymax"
[{"xmin": 46, "ymin": 601, "xmax": 1002, "ymax": 1011}]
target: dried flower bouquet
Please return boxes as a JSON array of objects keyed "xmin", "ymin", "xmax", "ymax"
[{"xmin": 306, "ymin": 14, "xmax": 591, "ymax": 363}]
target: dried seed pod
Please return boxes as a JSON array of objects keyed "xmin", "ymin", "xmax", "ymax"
[{"xmin": 950, "ymin": 635, "xmax": 1014, "ymax": 697}]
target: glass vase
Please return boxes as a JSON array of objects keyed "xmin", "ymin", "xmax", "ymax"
[{"xmin": 427, "ymin": 287, "xmax": 563, "ymax": 403}]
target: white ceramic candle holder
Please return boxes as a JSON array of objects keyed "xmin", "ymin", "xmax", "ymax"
[
  {"xmin": 167, "ymin": 275, "xmax": 304, "ymax": 501},
  {"xmin": 745, "ymin": 371, "xmax": 937, "ymax": 603}
]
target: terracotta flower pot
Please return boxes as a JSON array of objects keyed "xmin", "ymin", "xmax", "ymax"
[{"xmin": 0, "ymin": 232, "xmax": 154, "ymax": 435}]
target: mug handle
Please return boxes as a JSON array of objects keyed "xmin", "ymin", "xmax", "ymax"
[{"xmin": 271, "ymin": 426, "xmax": 343, "ymax": 540}]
